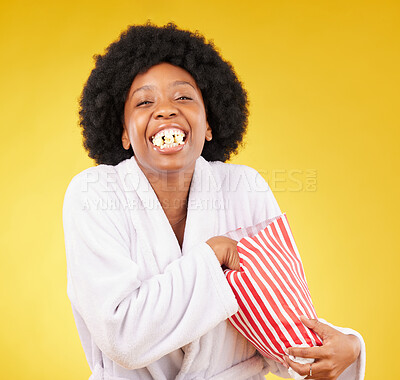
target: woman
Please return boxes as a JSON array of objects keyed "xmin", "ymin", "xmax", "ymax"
[{"xmin": 63, "ymin": 23, "xmax": 365, "ymax": 379}]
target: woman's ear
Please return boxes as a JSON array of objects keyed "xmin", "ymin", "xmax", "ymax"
[
  {"xmin": 205, "ymin": 122, "xmax": 212, "ymax": 141},
  {"xmin": 121, "ymin": 127, "xmax": 131, "ymax": 150}
]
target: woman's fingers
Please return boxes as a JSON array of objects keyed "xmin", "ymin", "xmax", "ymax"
[
  {"xmin": 286, "ymin": 345, "xmax": 326, "ymax": 359},
  {"xmin": 225, "ymin": 243, "xmax": 240, "ymax": 271},
  {"xmin": 300, "ymin": 315, "xmax": 335, "ymax": 340},
  {"xmin": 283, "ymin": 357, "xmax": 327, "ymax": 379},
  {"xmin": 206, "ymin": 236, "xmax": 239, "ymax": 270}
]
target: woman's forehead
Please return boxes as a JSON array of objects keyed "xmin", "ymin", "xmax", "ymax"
[{"xmin": 130, "ymin": 63, "xmax": 199, "ymax": 93}]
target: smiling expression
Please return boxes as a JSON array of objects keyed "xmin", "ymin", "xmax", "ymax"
[{"xmin": 122, "ymin": 63, "xmax": 212, "ymax": 177}]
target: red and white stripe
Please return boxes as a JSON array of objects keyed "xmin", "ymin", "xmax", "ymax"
[{"xmin": 224, "ymin": 214, "xmax": 322, "ymax": 363}]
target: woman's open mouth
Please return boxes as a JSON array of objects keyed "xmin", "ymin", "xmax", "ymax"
[{"xmin": 150, "ymin": 128, "xmax": 187, "ymax": 152}]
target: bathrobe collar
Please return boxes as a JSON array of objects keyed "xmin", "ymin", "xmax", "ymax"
[{"xmin": 124, "ymin": 155, "xmax": 221, "ymax": 256}]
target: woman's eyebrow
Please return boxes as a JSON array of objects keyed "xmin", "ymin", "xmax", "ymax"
[
  {"xmin": 130, "ymin": 81, "xmax": 196, "ymax": 98},
  {"xmin": 130, "ymin": 85, "xmax": 155, "ymax": 98},
  {"xmin": 170, "ymin": 81, "xmax": 196, "ymax": 90}
]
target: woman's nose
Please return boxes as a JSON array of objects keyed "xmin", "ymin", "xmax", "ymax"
[{"xmin": 153, "ymin": 101, "xmax": 178, "ymax": 119}]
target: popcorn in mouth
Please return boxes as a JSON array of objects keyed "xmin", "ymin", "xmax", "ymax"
[{"xmin": 151, "ymin": 129, "xmax": 186, "ymax": 149}]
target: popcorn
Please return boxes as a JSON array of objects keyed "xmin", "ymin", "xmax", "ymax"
[
  {"xmin": 152, "ymin": 135, "xmax": 163, "ymax": 147},
  {"xmin": 175, "ymin": 134, "xmax": 184, "ymax": 144},
  {"xmin": 151, "ymin": 129, "xmax": 186, "ymax": 148},
  {"xmin": 163, "ymin": 133, "xmax": 175, "ymax": 144}
]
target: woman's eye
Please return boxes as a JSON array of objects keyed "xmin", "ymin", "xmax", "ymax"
[
  {"xmin": 176, "ymin": 96, "xmax": 192, "ymax": 101},
  {"xmin": 137, "ymin": 100, "xmax": 152, "ymax": 107}
]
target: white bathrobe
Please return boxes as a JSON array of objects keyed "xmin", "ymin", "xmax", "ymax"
[{"xmin": 63, "ymin": 155, "xmax": 366, "ymax": 380}]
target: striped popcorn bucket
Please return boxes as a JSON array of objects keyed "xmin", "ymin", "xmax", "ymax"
[{"xmin": 224, "ymin": 214, "xmax": 322, "ymax": 363}]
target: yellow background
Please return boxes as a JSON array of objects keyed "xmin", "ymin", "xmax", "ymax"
[{"xmin": 1, "ymin": 0, "xmax": 399, "ymax": 378}]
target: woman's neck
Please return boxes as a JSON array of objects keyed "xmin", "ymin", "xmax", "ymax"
[{"xmin": 139, "ymin": 164, "xmax": 194, "ymax": 225}]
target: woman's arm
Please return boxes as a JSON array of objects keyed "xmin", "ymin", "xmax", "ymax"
[{"xmin": 63, "ymin": 171, "xmax": 238, "ymax": 370}]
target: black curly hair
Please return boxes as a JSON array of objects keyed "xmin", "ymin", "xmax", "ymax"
[{"xmin": 79, "ymin": 22, "xmax": 249, "ymax": 165}]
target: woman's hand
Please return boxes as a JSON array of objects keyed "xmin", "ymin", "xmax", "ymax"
[
  {"xmin": 284, "ymin": 316, "xmax": 361, "ymax": 379},
  {"xmin": 206, "ymin": 236, "xmax": 240, "ymax": 271}
]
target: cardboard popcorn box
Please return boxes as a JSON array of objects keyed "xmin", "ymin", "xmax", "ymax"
[{"xmin": 224, "ymin": 214, "xmax": 322, "ymax": 363}]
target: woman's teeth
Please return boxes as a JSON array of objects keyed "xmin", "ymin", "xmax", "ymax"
[{"xmin": 151, "ymin": 129, "xmax": 186, "ymax": 149}]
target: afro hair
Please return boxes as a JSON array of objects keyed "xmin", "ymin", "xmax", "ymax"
[{"xmin": 79, "ymin": 22, "xmax": 249, "ymax": 165}]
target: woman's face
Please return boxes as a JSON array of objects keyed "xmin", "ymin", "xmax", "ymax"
[{"xmin": 122, "ymin": 62, "xmax": 212, "ymax": 178}]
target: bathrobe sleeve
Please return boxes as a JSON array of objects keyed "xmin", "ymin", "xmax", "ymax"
[
  {"xmin": 241, "ymin": 168, "xmax": 366, "ymax": 379},
  {"xmin": 63, "ymin": 170, "xmax": 239, "ymax": 370}
]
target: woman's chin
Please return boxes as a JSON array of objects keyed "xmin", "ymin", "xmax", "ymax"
[
  {"xmin": 135, "ymin": 154, "xmax": 197, "ymax": 178},
  {"xmin": 152, "ymin": 158, "xmax": 195, "ymax": 174}
]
